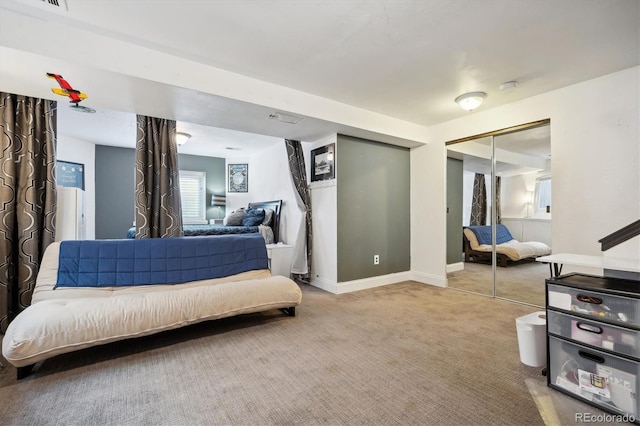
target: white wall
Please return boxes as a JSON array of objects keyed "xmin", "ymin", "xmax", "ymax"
[
  {"xmin": 306, "ymin": 134, "xmax": 338, "ymax": 291},
  {"xmin": 501, "ymin": 218, "xmax": 552, "ymax": 248},
  {"xmin": 56, "ymin": 136, "xmax": 95, "ymax": 239},
  {"xmin": 412, "ymin": 66, "xmax": 640, "ymax": 282},
  {"xmin": 227, "ymin": 142, "xmax": 301, "ymax": 245},
  {"xmin": 501, "ymin": 173, "xmax": 536, "ymax": 219}
]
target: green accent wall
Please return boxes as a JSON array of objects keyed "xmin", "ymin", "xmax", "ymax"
[
  {"xmin": 446, "ymin": 157, "xmax": 463, "ymax": 264},
  {"xmin": 95, "ymin": 146, "xmax": 225, "ymax": 239},
  {"xmin": 95, "ymin": 145, "xmax": 135, "ymax": 239},
  {"xmin": 336, "ymin": 135, "xmax": 410, "ymax": 282}
]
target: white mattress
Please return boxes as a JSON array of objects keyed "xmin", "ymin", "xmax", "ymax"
[{"xmin": 3, "ymin": 242, "xmax": 302, "ymax": 367}]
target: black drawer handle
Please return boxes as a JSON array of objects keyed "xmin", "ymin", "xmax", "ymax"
[
  {"xmin": 576, "ymin": 294, "xmax": 603, "ymax": 305},
  {"xmin": 578, "ymin": 350, "xmax": 605, "ymax": 364},
  {"xmin": 576, "ymin": 322, "xmax": 603, "ymax": 334}
]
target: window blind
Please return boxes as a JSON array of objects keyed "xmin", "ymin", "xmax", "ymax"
[{"xmin": 179, "ymin": 170, "xmax": 206, "ymax": 224}]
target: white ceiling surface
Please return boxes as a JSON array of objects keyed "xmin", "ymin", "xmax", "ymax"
[
  {"xmin": 447, "ymin": 125, "xmax": 552, "ymax": 176},
  {"xmin": 0, "ymin": 0, "xmax": 638, "ymax": 156},
  {"xmin": 56, "ymin": 105, "xmax": 284, "ymax": 159}
]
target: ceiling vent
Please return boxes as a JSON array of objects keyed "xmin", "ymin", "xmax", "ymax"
[
  {"xmin": 268, "ymin": 112, "xmax": 303, "ymax": 125},
  {"xmin": 39, "ymin": 0, "xmax": 69, "ymax": 11}
]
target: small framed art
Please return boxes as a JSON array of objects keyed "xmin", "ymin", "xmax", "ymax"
[
  {"xmin": 311, "ymin": 143, "xmax": 335, "ymax": 182},
  {"xmin": 228, "ymin": 163, "xmax": 248, "ymax": 192},
  {"xmin": 56, "ymin": 160, "xmax": 85, "ymax": 190}
]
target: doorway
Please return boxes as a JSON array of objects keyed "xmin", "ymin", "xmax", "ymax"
[{"xmin": 445, "ymin": 120, "xmax": 552, "ymax": 307}]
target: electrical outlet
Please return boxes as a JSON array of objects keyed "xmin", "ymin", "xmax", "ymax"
[{"xmin": 373, "ymin": 255, "xmax": 380, "ymax": 265}]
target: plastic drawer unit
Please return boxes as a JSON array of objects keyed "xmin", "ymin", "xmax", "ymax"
[
  {"xmin": 546, "ymin": 273, "xmax": 639, "ymax": 422},
  {"xmin": 547, "ymin": 310, "xmax": 640, "ymax": 359}
]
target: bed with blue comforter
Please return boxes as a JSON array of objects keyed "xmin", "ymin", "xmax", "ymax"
[
  {"xmin": 128, "ymin": 200, "xmax": 282, "ymax": 243},
  {"xmin": 127, "ymin": 224, "xmax": 260, "ymax": 239},
  {"xmin": 3, "ymin": 232, "xmax": 302, "ymax": 377}
]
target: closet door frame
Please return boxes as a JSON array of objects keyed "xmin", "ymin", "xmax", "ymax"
[{"xmin": 446, "ymin": 119, "xmax": 550, "ymax": 302}]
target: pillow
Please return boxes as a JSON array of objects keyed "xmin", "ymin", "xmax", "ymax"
[
  {"xmin": 225, "ymin": 208, "xmax": 246, "ymax": 226},
  {"xmin": 259, "ymin": 224, "xmax": 275, "ymax": 244},
  {"xmin": 262, "ymin": 208, "xmax": 274, "ymax": 226},
  {"xmin": 243, "ymin": 208, "xmax": 266, "ymax": 226}
]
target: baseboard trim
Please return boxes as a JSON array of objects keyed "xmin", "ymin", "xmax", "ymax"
[
  {"xmin": 334, "ymin": 271, "xmax": 413, "ymax": 294},
  {"xmin": 309, "ymin": 277, "xmax": 339, "ymax": 294},
  {"xmin": 446, "ymin": 262, "xmax": 464, "ymax": 273},
  {"xmin": 410, "ymin": 271, "xmax": 447, "ymax": 288},
  {"xmin": 309, "ymin": 270, "xmax": 448, "ymax": 294}
]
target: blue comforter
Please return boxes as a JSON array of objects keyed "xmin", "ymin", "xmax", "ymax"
[
  {"xmin": 466, "ymin": 224, "xmax": 514, "ymax": 245},
  {"xmin": 126, "ymin": 224, "xmax": 260, "ymax": 239},
  {"xmin": 56, "ymin": 234, "xmax": 268, "ymax": 288}
]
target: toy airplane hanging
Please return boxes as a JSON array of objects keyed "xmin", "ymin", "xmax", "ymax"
[
  {"xmin": 47, "ymin": 73, "xmax": 87, "ymax": 104},
  {"xmin": 47, "ymin": 73, "xmax": 95, "ymax": 113}
]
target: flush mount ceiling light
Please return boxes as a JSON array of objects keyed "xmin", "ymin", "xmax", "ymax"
[
  {"xmin": 69, "ymin": 104, "xmax": 96, "ymax": 113},
  {"xmin": 176, "ymin": 132, "xmax": 191, "ymax": 146},
  {"xmin": 455, "ymin": 91, "xmax": 487, "ymax": 111}
]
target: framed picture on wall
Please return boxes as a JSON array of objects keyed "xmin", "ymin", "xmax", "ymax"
[
  {"xmin": 310, "ymin": 143, "xmax": 335, "ymax": 182},
  {"xmin": 56, "ymin": 160, "xmax": 85, "ymax": 190},
  {"xmin": 228, "ymin": 163, "xmax": 248, "ymax": 192}
]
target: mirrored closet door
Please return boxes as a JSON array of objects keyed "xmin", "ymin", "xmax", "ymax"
[{"xmin": 446, "ymin": 120, "xmax": 551, "ymax": 307}]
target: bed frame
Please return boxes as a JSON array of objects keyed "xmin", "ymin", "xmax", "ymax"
[
  {"xmin": 463, "ymin": 233, "xmax": 513, "ymax": 267},
  {"xmin": 248, "ymin": 200, "xmax": 283, "ymax": 243}
]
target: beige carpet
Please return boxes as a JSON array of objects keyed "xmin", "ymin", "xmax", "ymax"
[
  {"xmin": 0, "ymin": 282, "xmax": 603, "ymax": 425},
  {"xmin": 447, "ymin": 260, "xmax": 549, "ymax": 307}
]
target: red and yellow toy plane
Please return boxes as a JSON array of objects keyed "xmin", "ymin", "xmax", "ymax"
[{"xmin": 47, "ymin": 73, "xmax": 87, "ymax": 105}]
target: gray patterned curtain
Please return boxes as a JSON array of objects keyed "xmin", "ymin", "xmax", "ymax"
[
  {"xmin": 495, "ymin": 176, "xmax": 502, "ymax": 225},
  {"xmin": 135, "ymin": 115, "xmax": 183, "ymax": 238},
  {"xmin": 470, "ymin": 173, "xmax": 487, "ymax": 226},
  {"xmin": 0, "ymin": 93, "xmax": 56, "ymax": 333},
  {"xmin": 285, "ymin": 139, "xmax": 312, "ymax": 279}
]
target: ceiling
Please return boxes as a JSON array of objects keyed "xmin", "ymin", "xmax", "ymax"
[
  {"xmin": 447, "ymin": 125, "xmax": 551, "ymax": 176},
  {"xmin": 0, "ymin": 0, "xmax": 638, "ymax": 157}
]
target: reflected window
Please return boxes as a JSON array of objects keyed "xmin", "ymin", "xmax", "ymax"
[
  {"xmin": 534, "ymin": 177, "xmax": 551, "ymax": 214},
  {"xmin": 179, "ymin": 170, "xmax": 207, "ymax": 224}
]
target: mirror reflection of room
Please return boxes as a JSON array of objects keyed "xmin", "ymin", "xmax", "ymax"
[{"xmin": 446, "ymin": 123, "xmax": 552, "ymax": 307}]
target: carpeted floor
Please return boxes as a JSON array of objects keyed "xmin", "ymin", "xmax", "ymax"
[
  {"xmin": 447, "ymin": 260, "xmax": 548, "ymax": 306},
  {"xmin": 0, "ymin": 282, "xmax": 604, "ymax": 425}
]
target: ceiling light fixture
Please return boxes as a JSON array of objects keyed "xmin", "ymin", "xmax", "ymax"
[
  {"xmin": 455, "ymin": 92, "xmax": 487, "ymax": 111},
  {"xmin": 176, "ymin": 132, "xmax": 191, "ymax": 146},
  {"xmin": 69, "ymin": 104, "xmax": 96, "ymax": 113}
]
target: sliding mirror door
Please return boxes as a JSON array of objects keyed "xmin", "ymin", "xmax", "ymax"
[
  {"xmin": 446, "ymin": 120, "xmax": 551, "ymax": 307},
  {"xmin": 446, "ymin": 137, "xmax": 495, "ymax": 297},
  {"xmin": 494, "ymin": 125, "xmax": 551, "ymax": 306}
]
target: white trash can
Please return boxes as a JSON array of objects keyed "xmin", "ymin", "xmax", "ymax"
[{"xmin": 515, "ymin": 311, "xmax": 547, "ymax": 367}]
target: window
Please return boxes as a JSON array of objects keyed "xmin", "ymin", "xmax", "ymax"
[
  {"xmin": 179, "ymin": 170, "xmax": 206, "ymax": 224},
  {"xmin": 533, "ymin": 177, "xmax": 551, "ymax": 214}
]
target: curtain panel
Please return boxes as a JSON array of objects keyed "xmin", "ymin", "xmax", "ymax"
[
  {"xmin": 0, "ymin": 93, "xmax": 57, "ymax": 333},
  {"xmin": 285, "ymin": 139, "xmax": 312, "ymax": 279},
  {"xmin": 134, "ymin": 115, "xmax": 183, "ymax": 238},
  {"xmin": 469, "ymin": 173, "xmax": 487, "ymax": 226}
]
